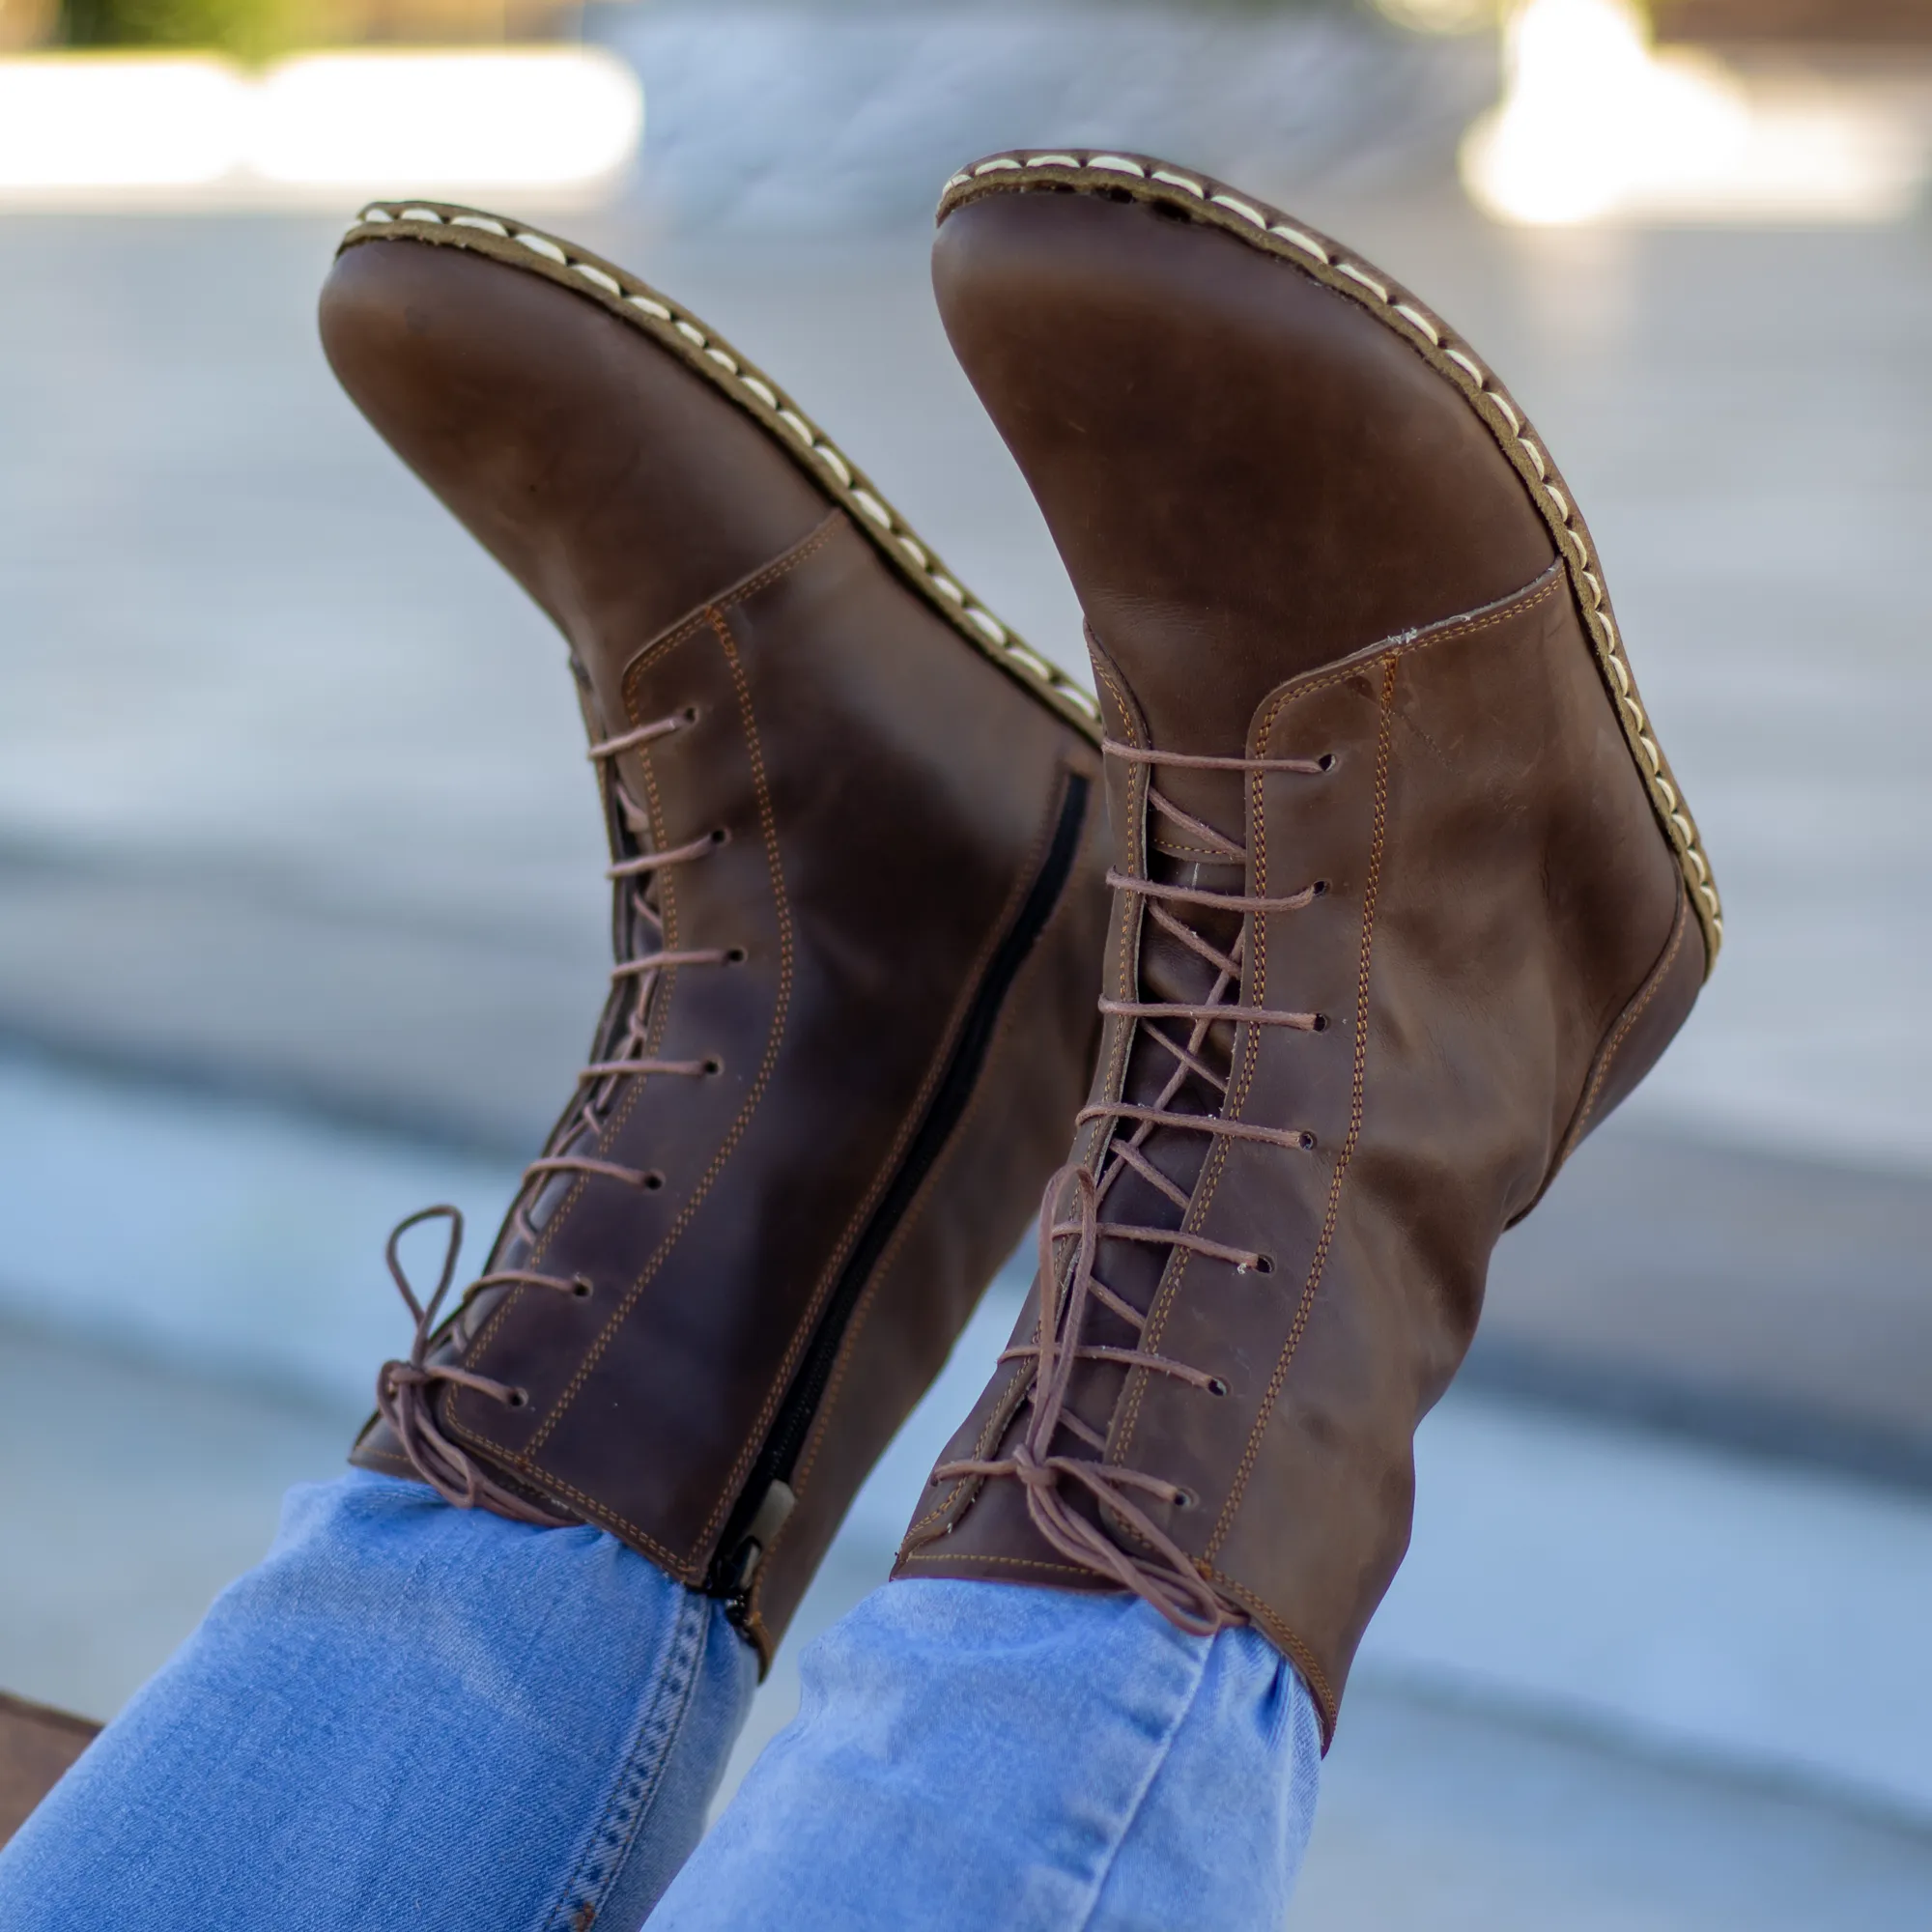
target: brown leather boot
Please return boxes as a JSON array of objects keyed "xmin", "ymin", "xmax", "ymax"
[
  {"xmin": 0, "ymin": 1692, "xmax": 96, "ymax": 1851},
  {"xmin": 319, "ymin": 203, "xmax": 1110, "ymax": 1662},
  {"xmin": 894, "ymin": 153, "xmax": 1719, "ymax": 1742}
]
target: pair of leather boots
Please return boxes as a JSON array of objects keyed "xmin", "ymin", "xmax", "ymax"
[{"xmin": 326, "ymin": 151, "xmax": 1718, "ymax": 1746}]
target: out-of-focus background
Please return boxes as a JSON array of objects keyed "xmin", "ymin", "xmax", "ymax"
[{"xmin": 4, "ymin": 0, "xmax": 1931, "ymax": 1918}]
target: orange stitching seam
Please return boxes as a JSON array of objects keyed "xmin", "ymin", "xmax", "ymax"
[
  {"xmin": 458, "ymin": 610, "xmax": 795, "ymax": 1564},
  {"xmin": 1201, "ymin": 659, "xmax": 1394, "ymax": 1564},
  {"xmin": 895, "ymin": 1549, "xmax": 1098, "ymax": 1581},
  {"xmin": 1205, "ymin": 1566, "xmax": 1340, "ymax": 1743},
  {"xmin": 451, "ymin": 526, "xmax": 842, "ymax": 1484},
  {"xmin": 450, "ymin": 521, "xmax": 839, "ymax": 1399},
  {"xmin": 900, "ymin": 1361, "xmax": 1034, "ymax": 1546},
  {"xmin": 1111, "ymin": 568, "xmax": 1562, "ymax": 1469},
  {"xmin": 1557, "ymin": 882, "xmax": 1690, "ymax": 1168}
]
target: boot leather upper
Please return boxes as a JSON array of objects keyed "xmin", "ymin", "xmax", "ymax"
[
  {"xmin": 895, "ymin": 170, "xmax": 1710, "ymax": 1739},
  {"xmin": 321, "ymin": 220, "xmax": 1110, "ymax": 1660}
]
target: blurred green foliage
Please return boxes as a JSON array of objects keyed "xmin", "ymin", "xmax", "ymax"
[
  {"xmin": 58, "ymin": 0, "xmax": 297, "ymax": 58},
  {"xmin": 45, "ymin": 0, "xmax": 1500, "ymax": 65}
]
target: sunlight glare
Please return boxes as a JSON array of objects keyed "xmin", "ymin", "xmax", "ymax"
[
  {"xmin": 0, "ymin": 48, "xmax": 643, "ymax": 207},
  {"xmin": 0, "ymin": 55, "xmax": 247, "ymax": 190},
  {"xmin": 1462, "ymin": 0, "xmax": 1923, "ymax": 226}
]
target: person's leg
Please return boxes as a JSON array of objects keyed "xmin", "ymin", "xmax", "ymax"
[
  {"xmin": 651, "ymin": 1581, "xmax": 1322, "ymax": 1932},
  {"xmin": 0, "ymin": 1473, "xmax": 754, "ymax": 1931}
]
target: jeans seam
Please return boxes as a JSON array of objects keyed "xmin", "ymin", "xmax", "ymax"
[
  {"xmin": 542, "ymin": 1585, "xmax": 711, "ymax": 1932},
  {"xmin": 1067, "ymin": 1628, "xmax": 1216, "ymax": 1932}
]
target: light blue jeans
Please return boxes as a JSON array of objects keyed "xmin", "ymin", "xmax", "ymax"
[{"xmin": 0, "ymin": 1472, "xmax": 1322, "ymax": 1930}]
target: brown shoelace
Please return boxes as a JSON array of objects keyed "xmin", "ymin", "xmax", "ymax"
[
  {"xmin": 935, "ymin": 738, "xmax": 1326, "ymax": 1632},
  {"xmin": 375, "ymin": 707, "xmax": 731, "ymax": 1521}
]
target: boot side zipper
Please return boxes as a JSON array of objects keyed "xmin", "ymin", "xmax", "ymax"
[{"xmin": 710, "ymin": 771, "xmax": 1093, "ymax": 1605}]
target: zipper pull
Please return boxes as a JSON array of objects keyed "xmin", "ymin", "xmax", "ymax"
[{"xmin": 723, "ymin": 1479, "xmax": 797, "ymax": 1595}]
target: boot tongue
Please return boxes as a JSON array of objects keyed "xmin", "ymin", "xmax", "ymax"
[
  {"xmin": 1135, "ymin": 855, "xmax": 1245, "ymax": 1021},
  {"xmin": 1089, "ymin": 851, "xmax": 1245, "ymax": 1291},
  {"xmin": 1082, "ymin": 623, "xmax": 1254, "ymax": 1279}
]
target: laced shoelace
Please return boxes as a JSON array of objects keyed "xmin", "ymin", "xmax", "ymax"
[
  {"xmin": 935, "ymin": 738, "xmax": 1327, "ymax": 1632},
  {"xmin": 375, "ymin": 709, "xmax": 731, "ymax": 1521}
]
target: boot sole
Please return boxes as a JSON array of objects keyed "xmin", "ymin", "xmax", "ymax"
[
  {"xmin": 937, "ymin": 152, "xmax": 1721, "ymax": 969},
  {"xmin": 339, "ymin": 200, "xmax": 1102, "ymax": 742}
]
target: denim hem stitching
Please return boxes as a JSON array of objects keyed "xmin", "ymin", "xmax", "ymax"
[{"xmin": 540, "ymin": 1585, "xmax": 711, "ymax": 1932}]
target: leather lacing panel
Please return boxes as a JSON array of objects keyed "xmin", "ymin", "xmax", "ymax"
[
  {"xmin": 934, "ymin": 737, "xmax": 1327, "ymax": 1633},
  {"xmin": 375, "ymin": 707, "xmax": 733, "ymax": 1523}
]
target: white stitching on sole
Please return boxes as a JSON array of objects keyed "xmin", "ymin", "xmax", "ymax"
[
  {"xmin": 345, "ymin": 203, "xmax": 1100, "ymax": 730},
  {"xmin": 928, "ymin": 155, "xmax": 1722, "ymax": 957}
]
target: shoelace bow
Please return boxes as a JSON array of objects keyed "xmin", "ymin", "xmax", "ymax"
[
  {"xmin": 376, "ymin": 709, "xmax": 730, "ymax": 1520},
  {"xmin": 935, "ymin": 738, "xmax": 1327, "ymax": 1632}
]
